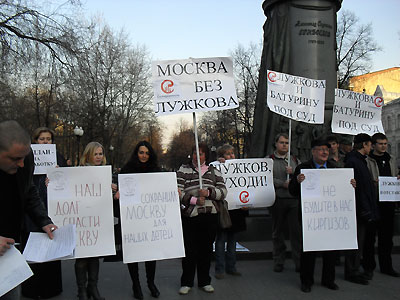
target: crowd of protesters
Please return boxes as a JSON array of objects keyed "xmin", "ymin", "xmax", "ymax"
[{"xmin": 0, "ymin": 120, "xmax": 399, "ymax": 300}]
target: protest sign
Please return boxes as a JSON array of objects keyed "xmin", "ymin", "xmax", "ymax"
[
  {"xmin": 331, "ymin": 89, "xmax": 385, "ymax": 135},
  {"xmin": 31, "ymin": 144, "xmax": 57, "ymax": 175},
  {"xmin": 211, "ymin": 158, "xmax": 275, "ymax": 209},
  {"xmin": 152, "ymin": 57, "xmax": 238, "ymax": 115},
  {"xmin": 301, "ymin": 168, "xmax": 357, "ymax": 251},
  {"xmin": 118, "ymin": 172, "xmax": 185, "ymax": 263},
  {"xmin": 47, "ymin": 166, "xmax": 115, "ymax": 258},
  {"xmin": 378, "ymin": 176, "xmax": 400, "ymax": 202},
  {"xmin": 266, "ymin": 70, "xmax": 326, "ymax": 124}
]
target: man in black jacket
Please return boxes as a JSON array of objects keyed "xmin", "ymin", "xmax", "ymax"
[
  {"xmin": 344, "ymin": 133, "xmax": 379, "ymax": 286},
  {"xmin": 0, "ymin": 120, "xmax": 57, "ymax": 299},
  {"xmin": 363, "ymin": 133, "xmax": 400, "ymax": 278},
  {"xmin": 289, "ymin": 138, "xmax": 340, "ymax": 293}
]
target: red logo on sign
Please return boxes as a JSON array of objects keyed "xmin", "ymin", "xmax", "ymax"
[
  {"xmin": 161, "ymin": 80, "xmax": 174, "ymax": 94},
  {"xmin": 267, "ymin": 71, "xmax": 277, "ymax": 82},
  {"xmin": 239, "ymin": 191, "xmax": 249, "ymax": 203},
  {"xmin": 374, "ymin": 97, "xmax": 383, "ymax": 107}
]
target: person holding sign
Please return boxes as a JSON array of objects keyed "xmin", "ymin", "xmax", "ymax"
[
  {"xmin": 214, "ymin": 144, "xmax": 248, "ymax": 279},
  {"xmin": 74, "ymin": 142, "xmax": 106, "ymax": 300},
  {"xmin": 269, "ymin": 133, "xmax": 301, "ymax": 273},
  {"xmin": 364, "ymin": 133, "xmax": 400, "ymax": 278},
  {"xmin": 177, "ymin": 143, "xmax": 227, "ymax": 295},
  {"xmin": 344, "ymin": 133, "xmax": 379, "ymax": 286},
  {"xmin": 0, "ymin": 121, "xmax": 57, "ymax": 300},
  {"xmin": 22, "ymin": 127, "xmax": 66, "ymax": 299},
  {"xmin": 289, "ymin": 138, "xmax": 349, "ymax": 293},
  {"xmin": 112, "ymin": 141, "xmax": 161, "ymax": 300}
]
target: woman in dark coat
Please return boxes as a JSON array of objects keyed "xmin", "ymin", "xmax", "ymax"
[
  {"xmin": 113, "ymin": 141, "xmax": 161, "ymax": 299},
  {"xmin": 22, "ymin": 127, "xmax": 66, "ymax": 299}
]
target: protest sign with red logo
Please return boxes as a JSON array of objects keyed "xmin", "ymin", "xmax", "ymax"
[
  {"xmin": 266, "ymin": 70, "xmax": 326, "ymax": 124},
  {"xmin": 152, "ymin": 57, "xmax": 238, "ymax": 116},
  {"xmin": 331, "ymin": 88, "xmax": 385, "ymax": 135},
  {"xmin": 211, "ymin": 158, "xmax": 275, "ymax": 209}
]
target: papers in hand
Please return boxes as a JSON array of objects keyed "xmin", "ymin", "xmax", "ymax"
[
  {"xmin": 0, "ymin": 245, "xmax": 33, "ymax": 297},
  {"xmin": 23, "ymin": 224, "xmax": 76, "ymax": 263}
]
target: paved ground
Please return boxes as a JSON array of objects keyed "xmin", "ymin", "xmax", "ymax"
[{"xmin": 22, "ymin": 253, "xmax": 400, "ymax": 300}]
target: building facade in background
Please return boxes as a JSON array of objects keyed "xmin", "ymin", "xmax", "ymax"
[
  {"xmin": 349, "ymin": 67, "xmax": 400, "ymax": 167},
  {"xmin": 349, "ymin": 67, "xmax": 400, "ymax": 104}
]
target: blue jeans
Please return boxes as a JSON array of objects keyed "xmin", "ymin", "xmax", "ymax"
[
  {"xmin": 1, "ymin": 285, "xmax": 21, "ymax": 300},
  {"xmin": 215, "ymin": 229, "xmax": 237, "ymax": 274}
]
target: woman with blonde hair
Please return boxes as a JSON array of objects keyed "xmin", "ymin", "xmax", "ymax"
[{"xmin": 75, "ymin": 142, "xmax": 106, "ymax": 300}]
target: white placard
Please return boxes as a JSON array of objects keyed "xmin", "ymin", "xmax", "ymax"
[
  {"xmin": 152, "ymin": 57, "xmax": 239, "ymax": 115},
  {"xmin": 379, "ymin": 176, "xmax": 400, "ymax": 202},
  {"xmin": 31, "ymin": 144, "xmax": 57, "ymax": 175},
  {"xmin": 301, "ymin": 169, "xmax": 357, "ymax": 251},
  {"xmin": 266, "ymin": 70, "xmax": 326, "ymax": 124},
  {"xmin": 47, "ymin": 166, "xmax": 115, "ymax": 258},
  {"xmin": 211, "ymin": 158, "xmax": 275, "ymax": 209},
  {"xmin": 0, "ymin": 246, "xmax": 33, "ymax": 297},
  {"xmin": 331, "ymin": 89, "xmax": 385, "ymax": 135},
  {"xmin": 119, "ymin": 172, "xmax": 185, "ymax": 263}
]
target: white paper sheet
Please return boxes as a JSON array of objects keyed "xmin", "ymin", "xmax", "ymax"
[
  {"xmin": 23, "ymin": 224, "xmax": 76, "ymax": 263},
  {"xmin": 0, "ymin": 245, "xmax": 33, "ymax": 297}
]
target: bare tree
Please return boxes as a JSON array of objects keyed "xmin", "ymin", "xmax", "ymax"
[
  {"xmin": 0, "ymin": 0, "xmax": 80, "ymax": 64},
  {"xmin": 336, "ymin": 10, "xmax": 381, "ymax": 88},
  {"xmin": 63, "ymin": 22, "xmax": 155, "ymax": 166},
  {"xmin": 198, "ymin": 43, "xmax": 260, "ymax": 157},
  {"xmin": 164, "ymin": 120, "xmax": 194, "ymax": 171}
]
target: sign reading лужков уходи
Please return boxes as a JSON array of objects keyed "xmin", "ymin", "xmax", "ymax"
[
  {"xmin": 152, "ymin": 57, "xmax": 238, "ymax": 115},
  {"xmin": 211, "ymin": 158, "xmax": 275, "ymax": 209},
  {"xmin": 331, "ymin": 89, "xmax": 385, "ymax": 135},
  {"xmin": 266, "ymin": 70, "xmax": 326, "ymax": 124}
]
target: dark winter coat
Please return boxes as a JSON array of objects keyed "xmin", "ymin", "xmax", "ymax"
[{"xmin": 344, "ymin": 150, "xmax": 379, "ymax": 222}]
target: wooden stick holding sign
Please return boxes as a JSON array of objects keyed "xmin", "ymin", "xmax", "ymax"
[
  {"xmin": 287, "ymin": 119, "xmax": 292, "ymax": 181},
  {"xmin": 151, "ymin": 57, "xmax": 239, "ymax": 190},
  {"xmin": 192, "ymin": 112, "xmax": 203, "ymax": 188}
]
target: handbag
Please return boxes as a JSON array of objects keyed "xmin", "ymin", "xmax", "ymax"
[
  {"xmin": 217, "ymin": 199, "xmax": 232, "ymax": 229},
  {"xmin": 210, "ymin": 165, "xmax": 232, "ymax": 229}
]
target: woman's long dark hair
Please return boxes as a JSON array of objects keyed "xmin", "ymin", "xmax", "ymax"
[{"xmin": 121, "ymin": 140, "xmax": 158, "ymax": 173}]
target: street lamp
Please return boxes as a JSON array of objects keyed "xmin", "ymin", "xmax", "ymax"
[
  {"xmin": 109, "ymin": 145, "xmax": 114, "ymax": 168},
  {"xmin": 74, "ymin": 126, "xmax": 84, "ymax": 165}
]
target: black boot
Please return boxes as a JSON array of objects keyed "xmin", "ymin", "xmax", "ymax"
[
  {"xmin": 75, "ymin": 259, "xmax": 89, "ymax": 300},
  {"xmin": 128, "ymin": 263, "xmax": 143, "ymax": 300},
  {"xmin": 87, "ymin": 258, "xmax": 105, "ymax": 300},
  {"xmin": 148, "ymin": 283, "xmax": 160, "ymax": 298},
  {"xmin": 146, "ymin": 261, "xmax": 160, "ymax": 298}
]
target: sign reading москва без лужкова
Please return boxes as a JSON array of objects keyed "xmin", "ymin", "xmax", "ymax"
[
  {"xmin": 152, "ymin": 57, "xmax": 239, "ymax": 115},
  {"xmin": 266, "ymin": 70, "xmax": 326, "ymax": 124},
  {"xmin": 332, "ymin": 89, "xmax": 385, "ymax": 135}
]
